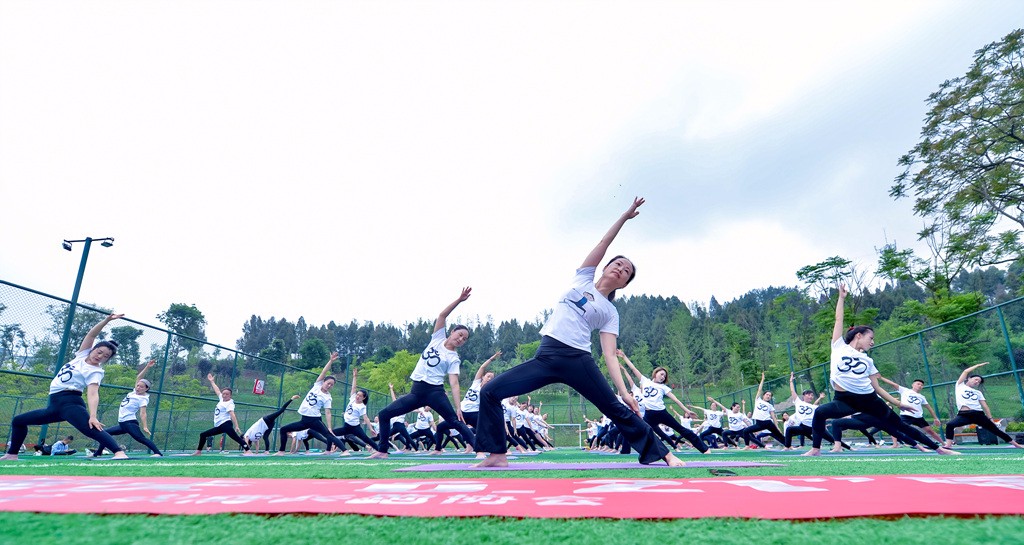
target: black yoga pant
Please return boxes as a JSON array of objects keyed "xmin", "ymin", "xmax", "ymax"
[
  {"xmin": 812, "ymin": 391, "xmax": 940, "ymax": 450},
  {"xmin": 376, "ymin": 380, "xmax": 475, "ymax": 453},
  {"xmin": 94, "ymin": 419, "xmax": 162, "ymax": 456},
  {"xmin": 331, "ymin": 423, "xmax": 379, "ymax": 451},
  {"xmin": 644, "ymin": 409, "xmax": 708, "ymax": 453},
  {"xmin": 945, "ymin": 410, "xmax": 1014, "ymax": 443},
  {"xmin": 278, "ymin": 416, "xmax": 348, "ymax": 452},
  {"xmin": 476, "ymin": 336, "xmax": 668, "ymax": 464},
  {"xmin": 740, "ymin": 419, "xmax": 786, "ymax": 448},
  {"xmin": 7, "ymin": 391, "xmax": 122, "ymax": 455},
  {"xmin": 253, "ymin": 399, "xmax": 294, "ymax": 451},
  {"xmin": 197, "ymin": 421, "xmax": 249, "ymax": 451},
  {"xmin": 699, "ymin": 426, "xmax": 725, "ymax": 447},
  {"xmin": 388, "ymin": 422, "xmax": 415, "ymax": 450},
  {"xmin": 410, "ymin": 428, "xmax": 436, "ymax": 449}
]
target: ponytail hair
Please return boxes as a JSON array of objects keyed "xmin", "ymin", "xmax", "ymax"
[
  {"xmin": 604, "ymin": 255, "xmax": 637, "ymax": 302},
  {"xmin": 843, "ymin": 325, "xmax": 873, "ymax": 345}
]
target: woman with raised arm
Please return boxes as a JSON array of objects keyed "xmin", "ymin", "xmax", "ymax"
[
  {"xmin": 370, "ymin": 289, "xmax": 478, "ymax": 459},
  {"xmin": 2, "ymin": 313, "xmax": 129, "ymax": 461},
  {"xmin": 943, "ymin": 363, "xmax": 1023, "ymax": 449},
  {"xmin": 783, "ymin": 373, "xmax": 843, "ymax": 450},
  {"xmin": 475, "ymin": 198, "xmax": 683, "ymax": 468},
  {"xmin": 274, "ymin": 352, "xmax": 352, "ymax": 456},
  {"xmin": 693, "ymin": 398, "xmax": 728, "ymax": 449},
  {"xmin": 459, "ymin": 350, "xmax": 501, "ymax": 430},
  {"xmin": 330, "ymin": 367, "xmax": 379, "ymax": 451},
  {"xmin": 193, "ymin": 374, "xmax": 252, "ymax": 456},
  {"xmin": 804, "ymin": 284, "xmax": 958, "ymax": 456},
  {"xmin": 618, "ymin": 349, "xmax": 709, "ymax": 454},
  {"xmin": 738, "ymin": 372, "xmax": 787, "ymax": 449},
  {"xmin": 92, "ymin": 360, "xmax": 163, "ymax": 457},
  {"xmin": 877, "ymin": 375, "xmax": 943, "ymax": 444}
]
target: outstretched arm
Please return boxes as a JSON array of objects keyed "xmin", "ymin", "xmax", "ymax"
[
  {"xmin": 350, "ymin": 367, "xmax": 359, "ymax": 398},
  {"xmin": 434, "ymin": 287, "xmax": 472, "ymax": 334},
  {"xmin": 600, "ymin": 333, "xmax": 640, "ymax": 414},
  {"xmin": 957, "ymin": 362, "xmax": 988, "ymax": 385},
  {"xmin": 616, "ymin": 349, "xmax": 646, "ymax": 383},
  {"xmin": 388, "ymin": 383, "xmax": 397, "ymax": 402},
  {"xmin": 80, "ymin": 313, "xmax": 124, "ymax": 352},
  {"xmin": 449, "ymin": 373, "xmax": 464, "ymax": 422},
  {"xmin": 666, "ymin": 392, "xmax": 694, "ymax": 417},
  {"xmin": 789, "ymin": 373, "xmax": 798, "ymax": 401},
  {"xmin": 707, "ymin": 397, "xmax": 725, "ymax": 411},
  {"xmin": 318, "ymin": 352, "xmax": 338, "ymax": 384},
  {"xmin": 136, "ymin": 360, "xmax": 156, "ymax": 383},
  {"xmin": 475, "ymin": 350, "xmax": 501, "ymax": 381},
  {"xmin": 878, "ymin": 376, "xmax": 901, "ymax": 390},
  {"xmin": 581, "ymin": 197, "xmax": 645, "ymax": 268},
  {"xmin": 754, "ymin": 371, "xmax": 765, "ymax": 400},
  {"xmin": 207, "ymin": 374, "xmax": 222, "ymax": 397},
  {"xmin": 832, "ymin": 284, "xmax": 848, "ymax": 344}
]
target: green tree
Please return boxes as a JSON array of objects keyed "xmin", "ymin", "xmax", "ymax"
[
  {"xmin": 109, "ymin": 325, "xmax": 143, "ymax": 368},
  {"xmin": 891, "ymin": 29, "xmax": 1024, "ymax": 269},
  {"xmin": 298, "ymin": 337, "xmax": 331, "ymax": 370},
  {"xmin": 157, "ymin": 303, "xmax": 207, "ymax": 357}
]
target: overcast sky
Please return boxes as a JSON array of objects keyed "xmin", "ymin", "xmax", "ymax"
[{"xmin": 1, "ymin": 2, "xmax": 1020, "ymax": 347}]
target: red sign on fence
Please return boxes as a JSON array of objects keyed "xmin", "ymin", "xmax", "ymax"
[{"xmin": 253, "ymin": 379, "xmax": 265, "ymax": 395}]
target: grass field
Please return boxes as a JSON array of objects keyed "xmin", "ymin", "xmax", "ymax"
[{"xmin": 1, "ymin": 446, "xmax": 1023, "ymax": 544}]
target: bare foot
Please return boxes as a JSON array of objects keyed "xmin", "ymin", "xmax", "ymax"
[
  {"xmin": 475, "ymin": 452, "xmax": 487, "ymax": 459},
  {"xmin": 472, "ymin": 453, "xmax": 509, "ymax": 468},
  {"xmin": 273, "ymin": 451, "xmax": 287, "ymax": 456},
  {"xmin": 936, "ymin": 447, "xmax": 961, "ymax": 455},
  {"xmin": 429, "ymin": 450, "xmax": 443, "ymax": 456},
  {"xmin": 829, "ymin": 445, "xmax": 843, "ymax": 453},
  {"xmin": 242, "ymin": 451, "xmax": 255, "ymax": 456},
  {"xmin": 801, "ymin": 448, "xmax": 822, "ymax": 457},
  {"xmin": 150, "ymin": 454, "xmax": 163, "ymax": 457},
  {"xmin": 664, "ymin": 452, "xmax": 686, "ymax": 467},
  {"xmin": 367, "ymin": 451, "xmax": 389, "ymax": 460},
  {"xmin": 915, "ymin": 445, "xmax": 930, "ymax": 453},
  {"xmin": 943, "ymin": 440, "xmax": 955, "ymax": 449},
  {"xmin": 112, "ymin": 452, "xmax": 129, "ymax": 460},
  {"xmin": 1011, "ymin": 441, "xmax": 1024, "ymax": 449},
  {"xmin": 463, "ymin": 447, "xmax": 474, "ymax": 454},
  {"xmin": 337, "ymin": 450, "xmax": 351, "ymax": 457},
  {"xmin": 191, "ymin": 451, "xmax": 203, "ymax": 456},
  {"xmin": 0, "ymin": 454, "xmax": 18, "ymax": 461}
]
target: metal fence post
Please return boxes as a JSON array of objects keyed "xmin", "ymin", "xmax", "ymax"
[
  {"xmin": 996, "ymin": 306, "xmax": 1024, "ymax": 417},
  {"xmin": 148, "ymin": 332, "xmax": 174, "ymax": 449},
  {"xmin": 918, "ymin": 333, "xmax": 942, "ymax": 418}
]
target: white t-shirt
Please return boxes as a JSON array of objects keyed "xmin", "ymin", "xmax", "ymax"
[
  {"xmin": 461, "ymin": 378, "xmax": 483, "ymax": 413},
  {"xmin": 678, "ymin": 418, "xmax": 693, "ymax": 430},
  {"xmin": 292, "ymin": 429, "xmax": 309, "ymax": 441},
  {"xmin": 538, "ymin": 267, "xmax": 620, "ymax": 352},
  {"xmin": 631, "ymin": 385, "xmax": 646, "ymax": 417},
  {"xmin": 410, "ymin": 329, "xmax": 461, "ymax": 386},
  {"xmin": 830, "ymin": 338, "xmax": 879, "ymax": 395},
  {"xmin": 726, "ymin": 410, "xmax": 749, "ymax": 431},
  {"xmin": 390, "ymin": 414, "xmax": 406, "ymax": 426},
  {"xmin": 514, "ymin": 407, "xmax": 529, "ymax": 429},
  {"xmin": 245, "ymin": 418, "xmax": 269, "ymax": 442},
  {"xmin": 899, "ymin": 386, "xmax": 929, "ymax": 418},
  {"xmin": 640, "ymin": 377, "xmax": 671, "ymax": 411},
  {"xmin": 344, "ymin": 395, "xmax": 367, "ymax": 426},
  {"xmin": 49, "ymin": 348, "xmax": 105, "ymax": 394},
  {"xmin": 415, "ymin": 410, "xmax": 434, "ymax": 430},
  {"xmin": 704, "ymin": 410, "xmax": 724, "ymax": 428},
  {"xmin": 502, "ymin": 399, "xmax": 516, "ymax": 422},
  {"xmin": 214, "ymin": 397, "xmax": 235, "ymax": 426},
  {"xmin": 117, "ymin": 391, "xmax": 149, "ymax": 422},
  {"xmin": 752, "ymin": 398, "xmax": 775, "ymax": 421},
  {"xmin": 298, "ymin": 381, "xmax": 333, "ymax": 417},
  {"xmin": 790, "ymin": 399, "xmax": 817, "ymax": 427},
  {"xmin": 955, "ymin": 382, "xmax": 985, "ymax": 411}
]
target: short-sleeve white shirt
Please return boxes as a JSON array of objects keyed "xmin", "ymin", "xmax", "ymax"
[
  {"xmin": 49, "ymin": 349, "xmax": 105, "ymax": 394},
  {"xmin": 344, "ymin": 395, "xmax": 367, "ymax": 426},
  {"xmin": 640, "ymin": 377, "xmax": 671, "ymax": 411},
  {"xmin": 830, "ymin": 338, "xmax": 879, "ymax": 394},
  {"xmin": 752, "ymin": 398, "xmax": 775, "ymax": 421},
  {"xmin": 790, "ymin": 399, "xmax": 817, "ymax": 426},
  {"xmin": 899, "ymin": 386, "xmax": 929, "ymax": 418},
  {"xmin": 298, "ymin": 382, "xmax": 332, "ymax": 417},
  {"xmin": 214, "ymin": 397, "xmax": 234, "ymax": 426},
  {"xmin": 539, "ymin": 267, "xmax": 620, "ymax": 352},
  {"xmin": 955, "ymin": 382, "xmax": 985, "ymax": 411},
  {"xmin": 245, "ymin": 418, "xmax": 269, "ymax": 441},
  {"xmin": 415, "ymin": 410, "xmax": 434, "ymax": 430},
  {"xmin": 117, "ymin": 391, "xmax": 149, "ymax": 422},
  {"xmin": 461, "ymin": 378, "xmax": 483, "ymax": 413},
  {"xmin": 410, "ymin": 329, "xmax": 461, "ymax": 386}
]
